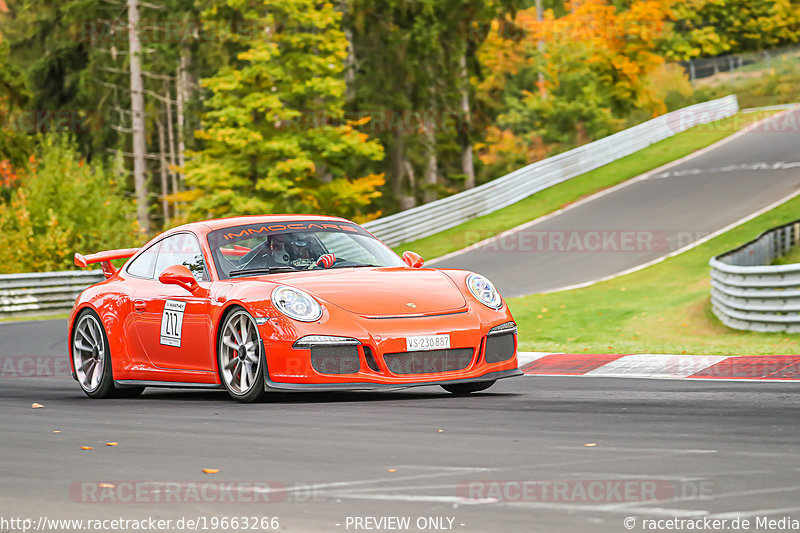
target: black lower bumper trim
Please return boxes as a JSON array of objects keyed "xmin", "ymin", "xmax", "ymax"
[{"xmin": 262, "ymin": 367, "xmax": 523, "ymax": 392}]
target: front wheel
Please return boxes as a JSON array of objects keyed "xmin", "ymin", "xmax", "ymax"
[
  {"xmin": 72, "ymin": 310, "xmax": 116, "ymax": 398},
  {"xmin": 441, "ymin": 380, "xmax": 496, "ymax": 395},
  {"xmin": 218, "ymin": 308, "xmax": 266, "ymax": 403}
]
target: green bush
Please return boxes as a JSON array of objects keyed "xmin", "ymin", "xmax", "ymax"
[{"xmin": 0, "ymin": 135, "xmax": 137, "ymax": 273}]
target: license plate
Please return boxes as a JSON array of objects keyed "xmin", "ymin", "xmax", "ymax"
[{"xmin": 405, "ymin": 334, "xmax": 451, "ymax": 351}]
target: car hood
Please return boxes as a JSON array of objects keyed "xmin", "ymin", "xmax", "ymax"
[{"xmin": 274, "ymin": 267, "xmax": 467, "ymax": 316}]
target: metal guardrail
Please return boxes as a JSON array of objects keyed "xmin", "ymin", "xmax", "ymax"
[
  {"xmin": 680, "ymin": 44, "xmax": 800, "ymax": 82},
  {"xmin": 710, "ymin": 220, "xmax": 800, "ymax": 332},
  {"xmin": 0, "ymin": 96, "xmax": 739, "ymax": 319},
  {"xmin": 0, "ymin": 270, "xmax": 104, "ymax": 318},
  {"xmin": 364, "ymin": 95, "xmax": 739, "ymax": 247}
]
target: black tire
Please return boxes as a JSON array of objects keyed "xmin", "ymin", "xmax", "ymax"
[
  {"xmin": 218, "ymin": 308, "xmax": 266, "ymax": 403},
  {"xmin": 71, "ymin": 309, "xmax": 117, "ymax": 399},
  {"xmin": 441, "ymin": 380, "xmax": 496, "ymax": 395}
]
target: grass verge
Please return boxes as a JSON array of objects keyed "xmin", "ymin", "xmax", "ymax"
[
  {"xmin": 773, "ymin": 239, "xmax": 800, "ymax": 265},
  {"xmin": 0, "ymin": 313, "xmax": 70, "ymax": 323},
  {"xmin": 394, "ymin": 111, "xmax": 777, "ymax": 260},
  {"xmin": 509, "ymin": 194, "xmax": 800, "ymax": 356}
]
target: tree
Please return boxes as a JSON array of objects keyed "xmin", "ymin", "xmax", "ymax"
[
  {"xmin": 664, "ymin": 0, "xmax": 800, "ymax": 60},
  {"xmin": 0, "ymin": 135, "xmax": 137, "ymax": 273},
  {"xmin": 184, "ymin": 0, "xmax": 384, "ymax": 222},
  {"xmin": 0, "ymin": 37, "xmax": 32, "ymax": 169},
  {"xmin": 476, "ymin": 0, "xmax": 671, "ymax": 168},
  {"xmin": 346, "ymin": 0, "xmax": 522, "ymax": 208}
]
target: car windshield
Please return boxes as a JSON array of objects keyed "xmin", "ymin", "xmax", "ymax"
[{"xmin": 207, "ymin": 220, "xmax": 406, "ymax": 279}]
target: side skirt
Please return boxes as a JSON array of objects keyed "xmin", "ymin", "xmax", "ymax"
[{"xmin": 115, "ymin": 380, "xmax": 225, "ymax": 390}]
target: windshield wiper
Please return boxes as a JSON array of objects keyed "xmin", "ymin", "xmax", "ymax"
[{"xmin": 229, "ymin": 266, "xmax": 298, "ymax": 277}]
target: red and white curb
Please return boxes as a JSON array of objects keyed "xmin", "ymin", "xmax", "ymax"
[{"xmin": 517, "ymin": 352, "xmax": 800, "ymax": 381}]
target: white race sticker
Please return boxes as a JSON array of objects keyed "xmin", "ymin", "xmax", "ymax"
[{"xmin": 160, "ymin": 300, "xmax": 186, "ymax": 347}]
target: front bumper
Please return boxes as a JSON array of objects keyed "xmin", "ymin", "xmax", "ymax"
[{"xmin": 257, "ymin": 304, "xmax": 520, "ymax": 389}]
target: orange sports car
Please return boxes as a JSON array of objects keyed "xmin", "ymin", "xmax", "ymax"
[{"xmin": 69, "ymin": 215, "xmax": 521, "ymax": 402}]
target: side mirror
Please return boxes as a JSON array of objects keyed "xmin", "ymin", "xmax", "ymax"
[
  {"xmin": 158, "ymin": 265, "xmax": 202, "ymax": 294},
  {"xmin": 402, "ymin": 251, "xmax": 424, "ymax": 269}
]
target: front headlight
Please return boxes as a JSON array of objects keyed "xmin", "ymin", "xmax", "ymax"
[
  {"xmin": 271, "ymin": 286, "xmax": 323, "ymax": 322},
  {"xmin": 466, "ymin": 273, "xmax": 503, "ymax": 309}
]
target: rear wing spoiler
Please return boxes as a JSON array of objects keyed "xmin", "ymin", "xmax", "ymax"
[{"xmin": 74, "ymin": 248, "xmax": 140, "ymax": 279}]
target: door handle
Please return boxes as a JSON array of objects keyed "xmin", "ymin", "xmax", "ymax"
[{"xmin": 134, "ymin": 299, "xmax": 147, "ymax": 312}]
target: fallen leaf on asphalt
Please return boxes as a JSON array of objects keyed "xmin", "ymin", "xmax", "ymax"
[
  {"xmin": 105, "ymin": 442, "xmax": 118, "ymax": 446},
  {"xmin": 202, "ymin": 469, "xmax": 219, "ymax": 474},
  {"xmin": 31, "ymin": 403, "xmax": 44, "ymax": 409},
  {"xmin": 81, "ymin": 446, "xmax": 93, "ymax": 450}
]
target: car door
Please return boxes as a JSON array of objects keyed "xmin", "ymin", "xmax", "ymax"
[{"xmin": 130, "ymin": 232, "xmax": 215, "ymax": 372}]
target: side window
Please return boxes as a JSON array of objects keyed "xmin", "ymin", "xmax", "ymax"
[
  {"xmin": 155, "ymin": 233, "xmax": 208, "ymax": 282},
  {"xmin": 126, "ymin": 242, "xmax": 161, "ymax": 279}
]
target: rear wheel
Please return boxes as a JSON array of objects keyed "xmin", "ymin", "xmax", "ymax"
[
  {"xmin": 218, "ymin": 308, "xmax": 266, "ymax": 403},
  {"xmin": 441, "ymin": 380, "xmax": 496, "ymax": 395},
  {"xmin": 72, "ymin": 310, "xmax": 145, "ymax": 399}
]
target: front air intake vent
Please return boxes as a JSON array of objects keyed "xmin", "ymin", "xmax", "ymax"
[
  {"xmin": 383, "ymin": 348, "xmax": 473, "ymax": 375},
  {"xmin": 310, "ymin": 346, "xmax": 360, "ymax": 375},
  {"xmin": 485, "ymin": 333, "xmax": 515, "ymax": 363}
]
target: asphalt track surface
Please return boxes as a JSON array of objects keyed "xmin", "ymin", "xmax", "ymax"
[
  {"xmin": 434, "ymin": 109, "xmax": 800, "ymax": 296},
  {"xmin": 3, "ymin": 363, "xmax": 800, "ymax": 533}
]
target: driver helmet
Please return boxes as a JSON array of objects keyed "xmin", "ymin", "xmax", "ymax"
[{"xmin": 268, "ymin": 236, "xmax": 291, "ymax": 265}]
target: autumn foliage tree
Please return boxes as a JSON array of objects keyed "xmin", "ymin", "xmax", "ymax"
[
  {"xmin": 184, "ymin": 0, "xmax": 384, "ymax": 222},
  {"xmin": 663, "ymin": 0, "xmax": 800, "ymax": 60},
  {"xmin": 0, "ymin": 136, "xmax": 137, "ymax": 273},
  {"xmin": 476, "ymin": 0, "xmax": 671, "ymax": 173}
]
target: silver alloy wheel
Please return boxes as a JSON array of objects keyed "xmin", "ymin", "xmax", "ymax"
[
  {"xmin": 219, "ymin": 310, "xmax": 261, "ymax": 395},
  {"xmin": 73, "ymin": 314, "xmax": 106, "ymax": 392}
]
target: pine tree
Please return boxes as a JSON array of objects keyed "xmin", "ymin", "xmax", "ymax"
[{"xmin": 184, "ymin": 0, "xmax": 384, "ymax": 222}]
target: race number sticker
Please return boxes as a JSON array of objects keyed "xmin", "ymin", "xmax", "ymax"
[{"xmin": 160, "ymin": 300, "xmax": 186, "ymax": 347}]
